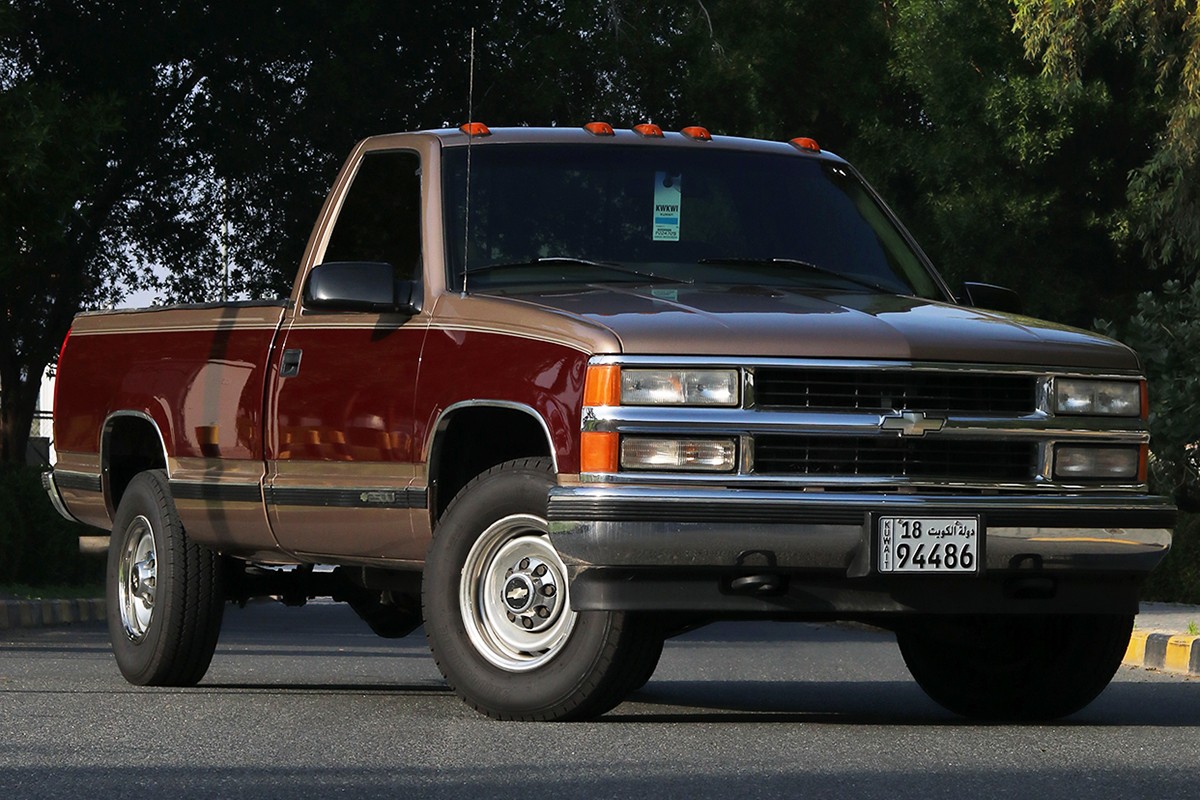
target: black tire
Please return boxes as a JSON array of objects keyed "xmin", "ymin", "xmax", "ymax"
[
  {"xmin": 106, "ymin": 470, "xmax": 226, "ymax": 686},
  {"xmin": 896, "ymin": 613, "xmax": 1134, "ymax": 720},
  {"xmin": 625, "ymin": 622, "xmax": 666, "ymax": 692},
  {"xmin": 423, "ymin": 458, "xmax": 652, "ymax": 721}
]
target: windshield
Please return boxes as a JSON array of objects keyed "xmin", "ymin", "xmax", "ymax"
[{"xmin": 442, "ymin": 143, "xmax": 943, "ymax": 298}]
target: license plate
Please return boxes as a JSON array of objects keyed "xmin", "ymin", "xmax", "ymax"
[{"xmin": 877, "ymin": 516, "xmax": 980, "ymax": 574}]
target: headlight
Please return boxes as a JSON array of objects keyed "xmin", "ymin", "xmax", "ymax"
[
  {"xmin": 1054, "ymin": 445, "xmax": 1141, "ymax": 480},
  {"xmin": 620, "ymin": 369, "xmax": 739, "ymax": 406},
  {"xmin": 620, "ymin": 437, "xmax": 737, "ymax": 471},
  {"xmin": 1053, "ymin": 379, "xmax": 1141, "ymax": 416}
]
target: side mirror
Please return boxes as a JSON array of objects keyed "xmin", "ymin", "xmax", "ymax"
[
  {"xmin": 304, "ymin": 261, "xmax": 422, "ymax": 315},
  {"xmin": 960, "ymin": 281, "xmax": 1022, "ymax": 315}
]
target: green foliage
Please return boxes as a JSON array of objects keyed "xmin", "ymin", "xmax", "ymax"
[
  {"xmin": 0, "ymin": 1, "xmax": 718, "ymax": 464},
  {"xmin": 0, "ymin": 467, "xmax": 102, "ymax": 587},
  {"xmin": 1014, "ymin": 0, "xmax": 1200, "ymax": 275},
  {"xmin": 1097, "ymin": 280, "xmax": 1200, "ymax": 489},
  {"xmin": 672, "ymin": 0, "xmax": 890, "ymax": 144},
  {"xmin": 1141, "ymin": 514, "xmax": 1200, "ymax": 604},
  {"xmin": 852, "ymin": 0, "xmax": 1160, "ymax": 328}
]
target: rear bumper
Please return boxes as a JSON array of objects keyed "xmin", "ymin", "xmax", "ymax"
[{"xmin": 546, "ymin": 486, "xmax": 1175, "ymax": 616}]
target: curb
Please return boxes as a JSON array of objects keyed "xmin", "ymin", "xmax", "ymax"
[
  {"xmin": 0, "ymin": 598, "xmax": 106, "ymax": 631},
  {"xmin": 1124, "ymin": 630, "xmax": 1200, "ymax": 676}
]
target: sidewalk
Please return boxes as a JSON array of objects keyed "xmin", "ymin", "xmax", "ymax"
[{"xmin": 1125, "ymin": 601, "xmax": 1200, "ymax": 677}]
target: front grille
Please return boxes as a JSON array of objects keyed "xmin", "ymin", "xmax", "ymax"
[
  {"xmin": 754, "ymin": 435, "xmax": 1037, "ymax": 481},
  {"xmin": 753, "ymin": 368, "xmax": 1037, "ymax": 414}
]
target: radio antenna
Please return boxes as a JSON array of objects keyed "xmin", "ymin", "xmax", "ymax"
[{"xmin": 462, "ymin": 26, "xmax": 476, "ymax": 295}]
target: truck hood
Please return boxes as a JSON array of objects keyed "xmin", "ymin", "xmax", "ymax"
[{"xmin": 490, "ymin": 285, "xmax": 1140, "ymax": 371}]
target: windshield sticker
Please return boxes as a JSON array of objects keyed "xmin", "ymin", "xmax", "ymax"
[{"xmin": 652, "ymin": 172, "xmax": 682, "ymax": 241}]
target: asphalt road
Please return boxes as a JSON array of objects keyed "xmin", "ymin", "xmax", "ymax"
[{"xmin": 1, "ymin": 601, "xmax": 1197, "ymax": 799}]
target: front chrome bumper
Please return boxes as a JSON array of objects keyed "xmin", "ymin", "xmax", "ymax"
[{"xmin": 547, "ymin": 485, "xmax": 1175, "ymax": 615}]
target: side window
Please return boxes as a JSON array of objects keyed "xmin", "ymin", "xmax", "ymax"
[{"xmin": 322, "ymin": 150, "xmax": 422, "ymax": 280}]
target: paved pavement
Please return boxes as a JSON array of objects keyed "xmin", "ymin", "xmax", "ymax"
[{"xmin": 6, "ymin": 595, "xmax": 1199, "ymax": 676}]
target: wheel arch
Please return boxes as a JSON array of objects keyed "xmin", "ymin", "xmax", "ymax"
[
  {"xmin": 425, "ymin": 401, "xmax": 557, "ymax": 523},
  {"xmin": 101, "ymin": 411, "xmax": 170, "ymax": 519}
]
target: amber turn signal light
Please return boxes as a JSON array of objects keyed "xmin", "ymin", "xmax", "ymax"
[
  {"xmin": 580, "ymin": 431, "xmax": 619, "ymax": 473},
  {"xmin": 583, "ymin": 364, "xmax": 621, "ymax": 407}
]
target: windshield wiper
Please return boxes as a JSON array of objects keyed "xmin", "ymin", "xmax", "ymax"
[
  {"xmin": 697, "ymin": 256, "xmax": 894, "ymax": 294},
  {"xmin": 464, "ymin": 257, "xmax": 691, "ymax": 285}
]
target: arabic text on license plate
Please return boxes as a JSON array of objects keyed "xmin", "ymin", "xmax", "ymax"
[{"xmin": 878, "ymin": 516, "xmax": 979, "ymax": 574}]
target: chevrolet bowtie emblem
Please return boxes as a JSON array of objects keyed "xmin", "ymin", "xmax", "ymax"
[{"xmin": 879, "ymin": 410, "xmax": 945, "ymax": 437}]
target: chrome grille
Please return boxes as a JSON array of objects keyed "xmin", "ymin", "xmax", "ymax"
[
  {"xmin": 753, "ymin": 435, "xmax": 1037, "ymax": 481},
  {"xmin": 752, "ymin": 368, "xmax": 1037, "ymax": 414}
]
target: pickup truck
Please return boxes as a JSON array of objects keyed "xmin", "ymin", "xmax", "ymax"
[{"xmin": 46, "ymin": 123, "xmax": 1175, "ymax": 721}]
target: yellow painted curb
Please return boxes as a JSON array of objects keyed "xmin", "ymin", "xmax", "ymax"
[
  {"xmin": 0, "ymin": 599, "xmax": 107, "ymax": 631},
  {"xmin": 1124, "ymin": 630, "xmax": 1200, "ymax": 675},
  {"xmin": 1125, "ymin": 631, "xmax": 1148, "ymax": 664}
]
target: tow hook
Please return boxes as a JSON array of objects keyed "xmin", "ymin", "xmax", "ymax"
[{"xmin": 728, "ymin": 574, "xmax": 787, "ymax": 596}]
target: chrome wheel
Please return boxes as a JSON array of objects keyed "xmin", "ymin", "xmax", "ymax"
[
  {"xmin": 459, "ymin": 513, "xmax": 576, "ymax": 672},
  {"xmin": 117, "ymin": 515, "xmax": 157, "ymax": 642}
]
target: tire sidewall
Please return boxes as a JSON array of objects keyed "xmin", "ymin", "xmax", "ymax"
[
  {"xmin": 106, "ymin": 471, "xmax": 183, "ymax": 684},
  {"xmin": 423, "ymin": 460, "xmax": 620, "ymax": 718}
]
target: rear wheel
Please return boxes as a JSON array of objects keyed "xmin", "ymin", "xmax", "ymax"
[
  {"xmin": 106, "ymin": 470, "xmax": 226, "ymax": 686},
  {"xmin": 423, "ymin": 458, "xmax": 653, "ymax": 720},
  {"xmin": 896, "ymin": 613, "xmax": 1133, "ymax": 720}
]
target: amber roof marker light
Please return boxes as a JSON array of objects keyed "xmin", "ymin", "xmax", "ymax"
[
  {"xmin": 633, "ymin": 123, "xmax": 665, "ymax": 138},
  {"xmin": 681, "ymin": 126, "xmax": 712, "ymax": 141},
  {"xmin": 584, "ymin": 121, "xmax": 615, "ymax": 136},
  {"xmin": 789, "ymin": 136, "xmax": 821, "ymax": 153},
  {"xmin": 459, "ymin": 121, "xmax": 491, "ymax": 136}
]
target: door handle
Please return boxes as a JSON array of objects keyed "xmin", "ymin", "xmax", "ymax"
[{"xmin": 280, "ymin": 348, "xmax": 303, "ymax": 378}]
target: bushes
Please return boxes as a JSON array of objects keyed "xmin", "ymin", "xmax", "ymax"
[
  {"xmin": 1141, "ymin": 513, "xmax": 1200, "ymax": 605},
  {"xmin": 0, "ymin": 465, "xmax": 103, "ymax": 587}
]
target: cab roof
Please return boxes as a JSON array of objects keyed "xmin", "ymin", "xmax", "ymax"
[{"xmin": 362, "ymin": 124, "xmax": 845, "ymax": 163}]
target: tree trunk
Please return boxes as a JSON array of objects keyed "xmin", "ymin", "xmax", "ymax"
[{"xmin": 0, "ymin": 363, "xmax": 43, "ymax": 466}]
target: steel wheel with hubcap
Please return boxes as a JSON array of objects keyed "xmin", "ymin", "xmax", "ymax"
[
  {"xmin": 116, "ymin": 515, "xmax": 157, "ymax": 641},
  {"xmin": 424, "ymin": 458, "xmax": 660, "ymax": 721},
  {"xmin": 461, "ymin": 513, "xmax": 576, "ymax": 672},
  {"xmin": 106, "ymin": 469, "xmax": 226, "ymax": 686}
]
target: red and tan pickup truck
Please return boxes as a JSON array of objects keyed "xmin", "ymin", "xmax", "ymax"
[{"xmin": 47, "ymin": 123, "xmax": 1174, "ymax": 721}]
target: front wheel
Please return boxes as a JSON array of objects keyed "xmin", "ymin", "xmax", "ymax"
[
  {"xmin": 896, "ymin": 613, "xmax": 1134, "ymax": 720},
  {"xmin": 423, "ymin": 458, "xmax": 654, "ymax": 720}
]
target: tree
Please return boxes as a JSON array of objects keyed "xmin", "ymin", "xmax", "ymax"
[
  {"xmin": 1014, "ymin": 1, "xmax": 1200, "ymax": 486},
  {"xmin": 853, "ymin": 0, "xmax": 1162, "ymax": 327},
  {"xmin": 0, "ymin": 0, "xmax": 711, "ymax": 465},
  {"xmin": 667, "ymin": 1, "xmax": 1160, "ymax": 327},
  {"xmin": 1014, "ymin": 0, "xmax": 1200, "ymax": 272}
]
